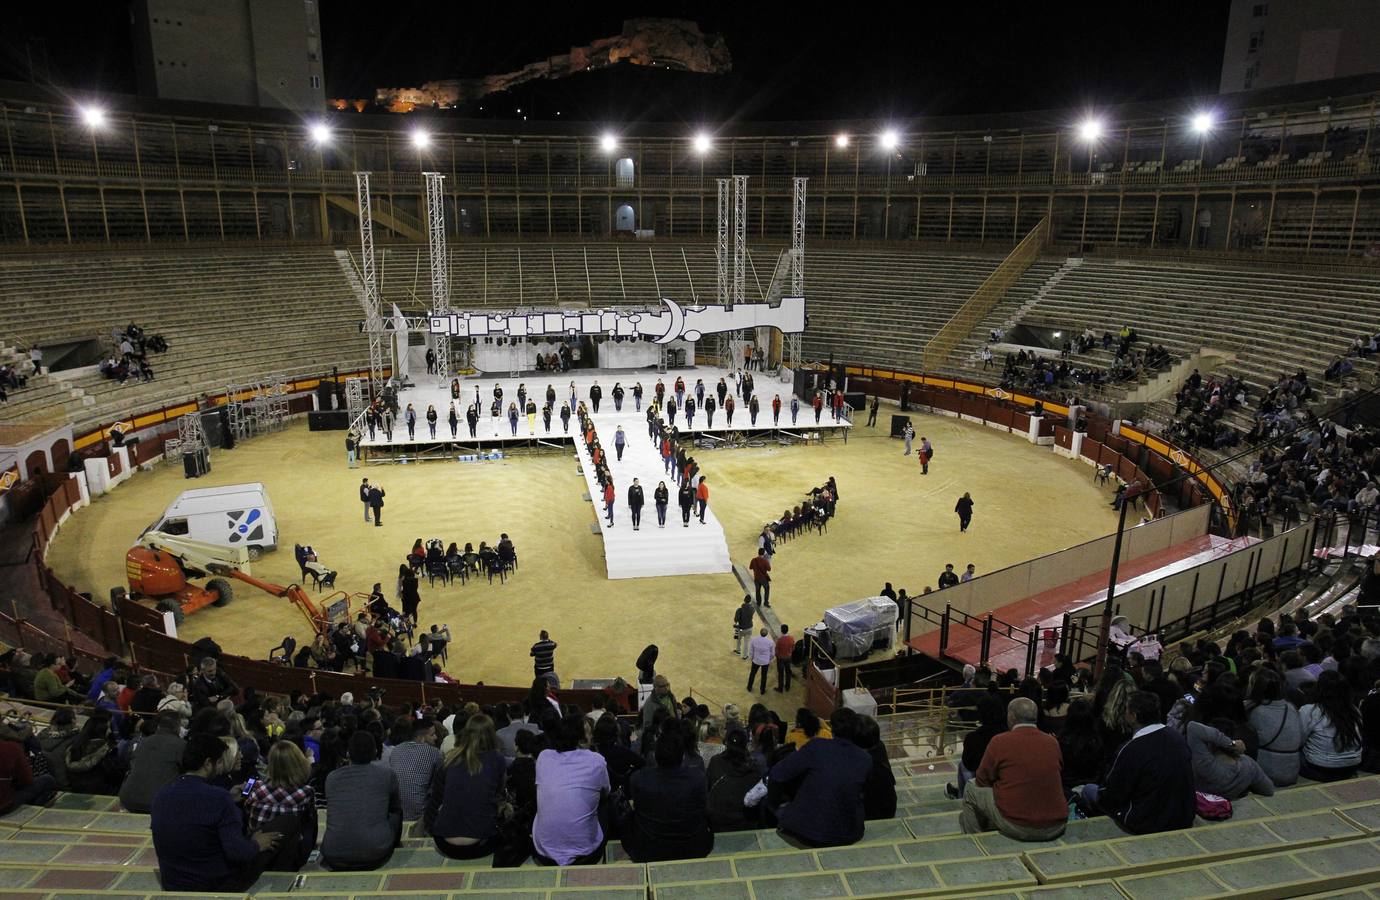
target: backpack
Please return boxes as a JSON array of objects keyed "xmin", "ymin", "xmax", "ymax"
[{"xmin": 1194, "ymin": 791, "xmax": 1232, "ymax": 820}]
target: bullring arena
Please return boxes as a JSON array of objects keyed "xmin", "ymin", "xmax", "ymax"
[{"xmin": 4, "ymin": 12, "xmax": 1380, "ymax": 895}]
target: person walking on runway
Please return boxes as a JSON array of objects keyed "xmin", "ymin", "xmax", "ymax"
[
  {"xmin": 695, "ymin": 378, "xmax": 706, "ymax": 407},
  {"xmin": 560, "ymin": 403, "xmax": 571, "ymax": 433},
  {"xmin": 489, "ymin": 398, "xmax": 501, "ymax": 436},
  {"xmin": 448, "ymin": 403, "xmax": 458, "ymax": 438},
  {"xmin": 589, "ymin": 381, "xmax": 602, "ymax": 413},
  {"xmin": 359, "ymin": 477, "xmax": 371, "ymax": 523},
  {"xmin": 666, "ymin": 396, "xmax": 677, "ymax": 428},
  {"xmin": 654, "ymin": 481, "xmax": 669, "ymax": 527},
  {"xmin": 678, "ymin": 478, "xmax": 695, "ymax": 527},
  {"xmin": 612, "ymin": 382, "xmax": 624, "ymax": 412},
  {"xmin": 831, "ymin": 390, "xmax": 844, "ymax": 422},
  {"xmin": 772, "ymin": 394, "xmax": 781, "ymax": 426},
  {"xmin": 633, "ymin": 382, "xmax": 644, "ymax": 411},
  {"xmin": 366, "ymin": 406, "xmax": 378, "ymax": 440},
  {"xmin": 749, "ymin": 395, "xmax": 760, "ymax": 426},
  {"xmin": 685, "ymin": 396, "xmax": 696, "ymax": 429},
  {"xmin": 716, "ymin": 377, "xmax": 728, "ymax": 408},
  {"xmin": 517, "ymin": 383, "xmax": 527, "ymax": 412},
  {"xmin": 903, "ymin": 422, "xmax": 914, "ymax": 455},
  {"xmin": 569, "ymin": 381, "xmax": 577, "ymax": 412},
  {"xmin": 705, "ymin": 396, "xmax": 716, "ymax": 427},
  {"xmin": 725, "ymin": 396, "xmax": 735, "ymax": 427},
  {"xmin": 493, "ymin": 382, "xmax": 503, "ymax": 410},
  {"xmin": 526, "ymin": 399, "xmax": 537, "ymax": 434},
  {"xmin": 404, "ymin": 403, "xmax": 417, "ymax": 439},
  {"xmin": 919, "ymin": 437, "xmax": 933, "ymax": 474},
  {"xmin": 791, "ymin": 397, "xmax": 800, "ymax": 425},
  {"xmin": 661, "ymin": 435, "xmax": 674, "ymax": 476},
  {"xmin": 508, "ymin": 402, "xmax": 520, "ymax": 436},
  {"xmin": 426, "ymin": 404, "xmax": 437, "ymax": 439},
  {"xmin": 655, "ymin": 379, "xmax": 666, "ymax": 407},
  {"xmin": 696, "ymin": 476, "xmax": 710, "ymax": 524},
  {"xmin": 546, "ymin": 384, "xmax": 556, "ymax": 408},
  {"xmin": 451, "ymin": 378, "xmax": 461, "ymax": 400},
  {"xmin": 466, "ymin": 404, "xmax": 478, "ymax": 438},
  {"xmin": 628, "ymin": 478, "xmax": 645, "ymax": 531},
  {"xmin": 674, "ymin": 376, "xmax": 686, "ymax": 408},
  {"xmin": 955, "ymin": 492, "xmax": 974, "ymax": 532},
  {"xmin": 614, "ymin": 426, "xmax": 626, "ymax": 461},
  {"xmin": 542, "ymin": 402, "xmax": 552, "ymax": 433},
  {"xmin": 603, "ymin": 478, "xmax": 616, "ymax": 526},
  {"xmin": 812, "ymin": 392, "xmax": 823, "ymax": 423}
]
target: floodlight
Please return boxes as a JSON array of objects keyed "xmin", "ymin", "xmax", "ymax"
[
  {"xmin": 835, "ymin": 133, "xmax": 850, "ymax": 149},
  {"xmin": 600, "ymin": 133, "xmax": 617, "ymax": 153},
  {"xmin": 80, "ymin": 105, "xmax": 106, "ymax": 129},
  {"xmin": 1191, "ymin": 111, "xmax": 1214, "ymax": 134},
  {"xmin": 1078, "ymin": 119, "xmax": 1103, "ymax": 142},
  {"xmin": 309, "ymin": 122, "xmax": 332, "ymax": 144},
  {"xmin": 880, "ymin": 129, "xmax": 899, "ymax": 150},
  {"xmin": 411, "ymin": 129, "xmax": 431, "ymax": 150},
  {"xmin": 692, "ymin": 133, "xmax": 712, "ymax": 154}
]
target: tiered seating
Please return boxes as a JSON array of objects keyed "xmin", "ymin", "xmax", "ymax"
[
  {"xmin": 5, "ymin": 771, "xmax": 1380, "ymax": 898},
  {"xmin": 799, "ymin": 252, "xmax": 1004, "ymax": 370},
  {"xmin": 0, "ymin": 248, "xmax": 368, "ymax": 431},
  {"xmin": 944, "ymin": 259, "xmax": 1066, "ymax": 379}
]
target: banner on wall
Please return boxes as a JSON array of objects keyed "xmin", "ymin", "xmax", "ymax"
[{"xmin": 428, "ymin": 297, "xmax": 806, "ymax": 345}]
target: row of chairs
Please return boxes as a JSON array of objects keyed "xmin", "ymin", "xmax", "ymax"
[{"xmin": 408, "ymin": 541, "xmax": 518, "ymax": 587}]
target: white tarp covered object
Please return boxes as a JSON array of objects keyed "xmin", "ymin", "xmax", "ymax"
[{"xmin": 824, "ymin": 596, "xmax": 898, "ymax": 659}]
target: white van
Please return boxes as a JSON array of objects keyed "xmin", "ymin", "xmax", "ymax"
[{"xmin": 144, "ymin": 482, "xmax": 279, "ymax": 559}]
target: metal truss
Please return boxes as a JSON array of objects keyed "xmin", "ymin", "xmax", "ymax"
[
  {"xmin": 177, "ymin": 411, "xmax": 205, "ymax": 453},
  {"xmin": 355, "ymin": 172, "xmax": 386, "ymax": 398},
  {"xmin": 715, "ymin": 178, "xmax": 730, "ymax": 305},
  {"xmin": 345, "ymin": 378, "xmax": 365, "ymax": 425},
  {"xmin": 423, "ymin": 171, "xmax": 450, "ymax": 378},
  {"xmin": 731, "ymin": 175, "xmax": 748, "ymax": 309},
  {"xmin": 791, "ymin": 177, "xmax": 807, "ymax": 297}
]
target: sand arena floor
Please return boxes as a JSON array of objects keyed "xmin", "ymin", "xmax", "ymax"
[{"xmin": 46, "ymin": 410, "xmax": 1121, "ymax": 715}]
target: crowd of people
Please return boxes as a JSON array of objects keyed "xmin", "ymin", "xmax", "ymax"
[
  {"xmin": 0, "ymin": 358, "xmax": 30, "ymax": 403},
  {"xmin": 404, "ymin": 535, "xmax": 517, "ymax": 586},
  {"xmin": 993, "ymin": 324, "xmax": 1171, "ymax": 400},
  {"xmin": 98, "ymin": 322, "xmax": 167, "ymax": 384},
  {"xmin": 939, "ymin": 603, "xmax": 1380, "ymax": 843},
  {"xmin": 1165, "ymin": 368, "xmax": 1249, "ymax": 452},
  {"xmin": 767, "ymin": 478, "xmax": 840, "ymax": 542}
]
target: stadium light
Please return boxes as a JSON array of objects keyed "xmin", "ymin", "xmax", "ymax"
[
  {"xmin": 1191, "ymin": 111, "xmax": 1214, "ymax": 135},
  {"xmin": 1078, "ymin": 118, "xmax": 1103, "ymax": 142},
  {"xmin": 835, "ymin": 133, "xmax": 850, "ymax": 149},
  {"xmin": 600, "ymin": 133, "xmax": 618, "ymax": 153},
  {"xmin": 308, "ymin": 122, "xmax": 332, "ymax": 145},
  {"xmin": 411, "ymin": 129, "xmax": 431, "ymax": 150},
  {"xmin": 80, "ymin": 105, "xmax": 107, "ymax": 129},
  {"xmin": 880, "ymin": 129, "xmax": 899, "ymax": 150},
  {"xmin": 692, "ymin": 133, "xmax": 712, "ymax": 154}
]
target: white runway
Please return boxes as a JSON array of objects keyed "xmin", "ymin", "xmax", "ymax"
[{"xmin": 358, "ymin": 367, "xmax": 852, "ymax": 580}]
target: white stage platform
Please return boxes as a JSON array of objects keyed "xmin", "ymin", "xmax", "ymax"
[
  {"xmin": 357, "ymin": 368, "xmax": 852, "ymax": 450},
  {"xmin": 356, "ymin": 368, "xmax": 850, "ymax": 580}
]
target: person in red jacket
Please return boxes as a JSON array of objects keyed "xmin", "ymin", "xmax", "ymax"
[
  {"xmin": 772, "ymin": 394, "xmax": 782, "ymax": 426},
  {"xmin": 812, "ymin": 392, "xmax": 824, "ymax": 423},
  {"xmin": 749, "ymin": 548, "xmax": 772, "ymax": 607},
  {"xmin": 603, "ymin": 479, "xmax": 616, "ymax": 526},
  {"xmin": 960, "ymin": 697, "xmax": 1066, "ymax": 841},
  {"xmin": 831, "ymin": 390, "xmax": 845, "ymax": 421},
  {"xmin": 725, "ymin": 396, "xmax": 736, "ymax": 427},
  {"xmin": 0, "ymin": 737, "xmax": 55, "ymax": 815},
  {"xmin": 696, "ymin": 476, "xmax": 710, "ymax": 524}
]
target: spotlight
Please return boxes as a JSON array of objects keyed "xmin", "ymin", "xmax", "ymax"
[
  {"xmin": 80, "ymin": 105, "xmax": 106, "ymax": 129},
  {"xmin": 411, "ymin": 129, "xmax": 431, "ymax": 150},
  {"xmin": 692, "ymin": 133, "xmax": 712, "ymax": 154},
  {"xmin": 880, "ymin": 129, "xmax": 899, "ymax": 150},
  {"xmin": 1078, "ymin": 119, "xmax": 1103, "ymax": 142},
  {"xmin": 600, "ymin": 133, "xmax": 617, "ymax": 153},
  {"xmin": 1191, "ymin": 111, "xmax": 1214, "ymax": 134},
  {"xmin": 308, "ymin": 122, "xmax": 331, "ymax": 144},
  {"xmin": 835, "ymin": 133, "xmax": 850, "ymax": 149}
]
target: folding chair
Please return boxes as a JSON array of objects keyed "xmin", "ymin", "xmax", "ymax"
[
  {"xmin": 447, "ymin": 556, "xmax": 469, "ymax": 585},
  {"xmin": 426, "ymin": 558, "xmax": 450, "ymax": 588}
]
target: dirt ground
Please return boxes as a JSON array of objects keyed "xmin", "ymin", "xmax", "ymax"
[{"xmin": 46, "ymin": 410, "xmax": 1120, "ymax": 716}]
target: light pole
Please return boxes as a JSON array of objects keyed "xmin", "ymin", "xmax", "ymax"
[{"xmin": 1095, "ymin": 479, "xmax": 1143, "ymax": 675}]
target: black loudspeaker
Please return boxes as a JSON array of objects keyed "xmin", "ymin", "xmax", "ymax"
[
  {"xmin": 199, "ymin": 410, "xmax": 226, "ymax": 449},
  {"xmin": 316, "ymin": 383, "xmax": 335, "ymax": 410},
  {"xmin": 308, "ymin": 410, "xmax": 350, "ymax": 431},
  {"xmin": 890, "ymin": 415, "xmax": 912, "ymax": 438},
  {"xmin": 900, "ymin": 383, "xmax": 912, "ymax": 412},
  {"xmin": 218, "ymin": 407, "xmax": 234, "ymax": 449},
  {"xmin": 182, "ymin": 448, "xmax": 209, "ymax": 478}
]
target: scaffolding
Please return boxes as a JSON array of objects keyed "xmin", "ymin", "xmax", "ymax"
[
  {"xmin": 225, "ymin": 376, "xmax": 289, "ymax": 443},
  {"xmin": 714, "ymin": 178, "xmax": 732, "ymax": 368},
  {"xmin": 355, "ymin": 172, "xmax": 386, "ymax": 398},
  {"xmin": 424, "ymin": 171, "xmax": 450, "ymax": 379},
  {"xmin": 345, "ymin": 378, "xmax": 365, "ymax": 426},
  {"xmin": 787, "ymin": 176, "xmax": 808, "ymax": 369},
  {"xmin": 178, "ymin": 411, "xmax": 205, "ymax": 453}
]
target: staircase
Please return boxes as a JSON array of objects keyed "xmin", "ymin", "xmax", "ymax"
[{"xmin": 325, "ymin": 195, "xmax": 428, "ymax": 243}]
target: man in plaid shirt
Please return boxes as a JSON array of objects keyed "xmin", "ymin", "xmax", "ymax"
[{"xmin": 387, "ymin": 718, "xmax": 443, "ymax": 821}]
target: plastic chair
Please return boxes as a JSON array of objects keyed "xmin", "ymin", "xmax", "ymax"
[{"xmin": 426, "ymin": 558, "xmax": 450, "ymax": 588}]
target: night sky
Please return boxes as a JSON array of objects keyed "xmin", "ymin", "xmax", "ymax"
[{"xmin": 0, "ymin": 1, "xmax": 1233, "ymax": 123}]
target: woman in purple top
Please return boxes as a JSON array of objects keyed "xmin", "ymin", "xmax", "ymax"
[{"xmin": 531, "ymin": 713, "xmax": 610, "ymax": 866}]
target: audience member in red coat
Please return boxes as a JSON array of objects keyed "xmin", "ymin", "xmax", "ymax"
[{"xmin": 959, "ymin": 698, "xmax": 1066, "ymax": 841}]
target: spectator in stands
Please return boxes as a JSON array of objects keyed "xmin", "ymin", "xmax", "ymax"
[
  {"xmin": 784, "ymin": 708, "xmax": 831, "ymax": 749},
  {"xmin": 387, "ymin": 718, "xmax": 442, "ymax": 822},
  {"xmin": 622, "ymin": 725, "xmax": 713, "ymax": 862},
  {"xmin": 1299, "ymin": 670, "xmax": 1364, "ymax": 782},
  {"xmin": 945, "ymin": 694, "xmax": 1006, "ymax": 799},
  {"xmin": 854, "ymin": 714, "xmax": 897, "ymax": 821},
  {"xmin": 706, "ymin": 729, "xmax": 762, "ymax": 832},
  {"xmin": 320, "ymin": 732, "xmax": 402, "ymax": 870},
  {"xmin": 118, "ymin": 710, "xmax": 186, "ymax": 813},
  {"xmin": 150, "ymin": 733, "xmax": 292, "ymax": 892},
  {"xmin": 1185, "ymin": 718, "xmax": 1275, "ymax": 800},
  {"xmin": 532, "ymin": 712, "xmax": 610, "ymax": 866},
  {"xmin": 1246, "ymin": 668, "xmax": 1303, "ymax": 787},
  {"xmin": 593, "ymin": 712, "xmax": 644, "ymax": 792},
  {"xmin": 1081, "ymin": 691, "xmax": 1195, "ymax": 834},
  {"xmin": 0, "ymin": 725, "xmax": 55, "ymax": 814},
  {"xmin": 960, "ymin": 697, "xmax": 1066, "ymax": 842},
  {"xmin": 32, "ymin": 653, "xmax": 83, "ymax": 704},
  {"xmin": 768, "ymin": 707, "xmax": 873, "ymax": 847},
  {"xmin": 189, "ymin": 657, "xmax": 237, "ymax": 710},
  {"xmin": 65, "ymin": 709, "xmax": 120, "ymax": 795},
  {"xmin": 243, "ymin": 741, "xmax": 317, "ymax": 871},
  {"xmin": 425, "ymin": 713, "xmax": 511, "ymax": 861}
]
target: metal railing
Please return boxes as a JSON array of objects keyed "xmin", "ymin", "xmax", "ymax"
[{"xmin": 921, "ymin": 217, "xmax": 1047, "ymax": 372}]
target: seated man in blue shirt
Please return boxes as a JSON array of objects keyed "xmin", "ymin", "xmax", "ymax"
[
  {"xmin": 151, "ymin": 733, "xmax": 299, "ymax": 892},
  {"xmin": 767, "ymin": 707, "xmax": 873, "ymax": 847}
]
